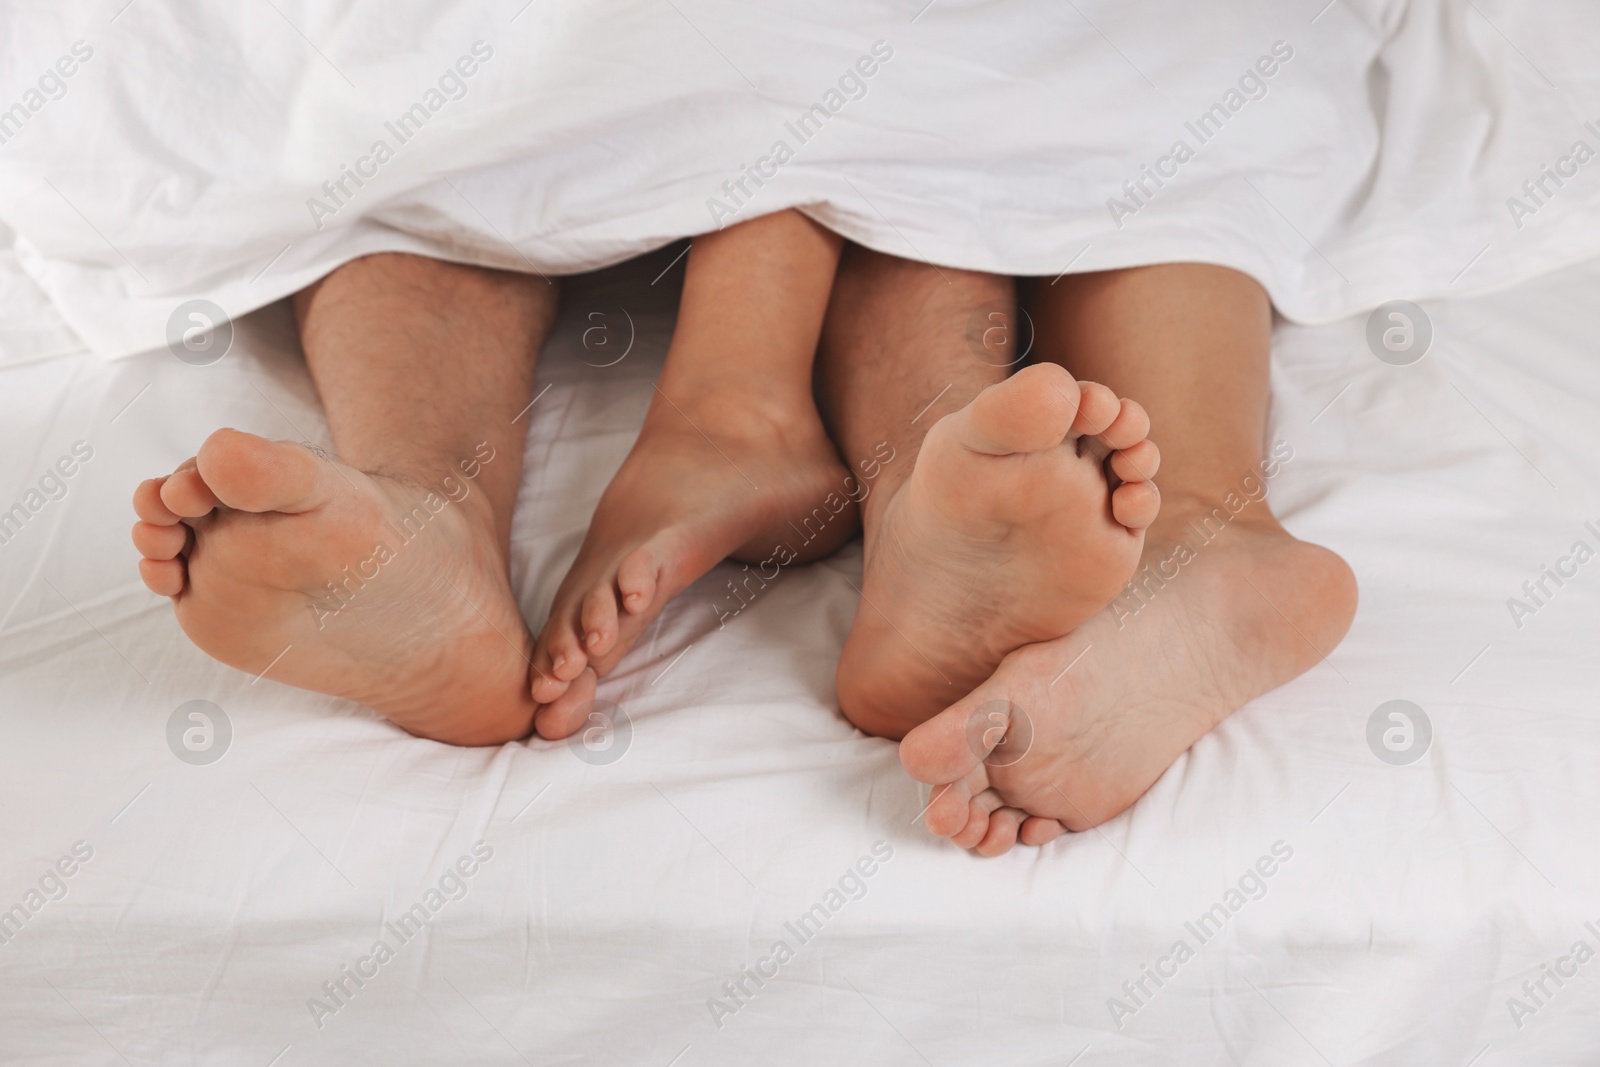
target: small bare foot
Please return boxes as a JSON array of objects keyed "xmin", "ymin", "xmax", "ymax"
[
  {"xmin": 529, "ymin": 387, "xmax": 856, "ymax": 738},
  {"xmin": 836, "ymin": 362, "xmax": 1159, "ymax": 739},
  {"xmin": 131, "ymin": 428, "xmax": 537, "ymax": 745},
  {"xmin": 899, "ymin": 516, "xmax": 1358, "ymax": 856}
]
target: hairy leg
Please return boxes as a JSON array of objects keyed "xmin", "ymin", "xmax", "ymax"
[
  {"xmin": 530, "ymin": 209, "xmax": 859, "ymax": 737},
  {"xmin": 816, "ymin": 248, "xmax": 1009, "ymax": 508},
  {"xmin": 296, "ymin": 253, "xmax": 551, "ymax": 538},
  {"xmin": 901, "ymin": 264, "xmax": 1359, "ymax": 855},
  {"xmin": 133, "ymin": 253, "xmax": 557, "ymax": 744}
]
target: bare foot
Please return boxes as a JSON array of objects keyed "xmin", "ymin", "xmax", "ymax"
[
  {"xmin": 836, "ymin": 362, "xmax": 1160, "ymax": 739},
  {"xmin": 899, "ymin": 515, "xmax": 1358, "ymax": 856},
  {"xmin": 131, "ymin": 428, "xmax": 537, "ymax": 745},
  {"xmin": 528, "ymin": 387, "xmax": 856, "ymax": 738}
]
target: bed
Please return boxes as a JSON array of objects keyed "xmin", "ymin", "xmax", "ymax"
[{"xmin": 4, "ymin": 229, "xmax": 1600, "ymax": 1064}]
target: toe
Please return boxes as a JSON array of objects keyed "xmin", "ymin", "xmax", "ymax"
[
  {"xmin": 133, "ymin": 478, "xmax": 182, "ymax": 525},
  {"xmin": 951, "ymin": 788, "xmax": 1004, "ymax": 849},
  {"xmin": 138, "ymin": 557, "xmax": 186, "ymax": 597},
  {"xmin": 534, "ymin": 668, "xmax": 597, "ymax": 740},
  {"xmin": 529, "ymin": 660, "xmax": 570, "ymax": 704},
  {"xmin": 529, "ymin": 628, "xmax": 577, "ymax": 702},
  {"xmin": 923, "ymin": 773, "xmax": 978, "ymax": 838},
  {"xmin": 900, "ymin": 688, "xmax": 1005, "ymax": 785},
  {"xmin": 132, "ymin": 521, "xmax": 189, "ymax": 560},
  {"xmin": 1070, "ymin": 381, "xmax": 1121, "ymax": 437},
  {"xmin": 545, "ymin": 622, "xmax": 589, "ymax": 682},
  {"xmin": 975, "ymin": 807, "xmax": 1026, "ymax": 856},
  {"xmin": 616, "ymin": 550, "xmax": 659, "ymax": 616},
  {"xmin": 159, "ymin": 462, "xmax": 220, "ymax": 519},
  {"xmin": 1097, "ymin": 398, "xmax": 1151, "ymax": 451},
  {"xmin": 529, "ymin": 614, "xmax": 580, "ymax": 700},
  {"xmin": 959, "ymin": 362, "xmax": 1081, "ymax": 455},
  {"xmin": 580, "ymin": 585, "xmax": 620, "ymax": 657},
  {"xmin": 1019, "ymin": 816, "xmax": 1066, "ymax": 846},
  {"xmin": 1112, "ymin": 481, "xmax": 1160, "ymax": 530},
  {"xmin": 195, "ymin": 428, "xmax": 335, "ymax": 514},
  {"xmin": 1109, "ymin": 439, "xmax": 1160, "ymax": 484}
]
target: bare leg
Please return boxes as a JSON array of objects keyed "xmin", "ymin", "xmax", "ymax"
[
  {"xmin": 818, "ymin": 248, "xmax": 1159, "ymax": 738},
  {"xmin": 131, "ymin": 253, "xmax": 557, "ymax": 745},
  {"xmin": 294, "ymin": 253, "xmax": 551, "ymax": 546},
  {"xmin": 530, "ymin": 209, "xmax": 860, "ymax": 738},
  {"xmin": 900, "ymin": 264, "xmax": 1359, "ymax": 854},
  {"xmin": 817, "ymin": 248, "xmax": 1009, "ymax": 520}
]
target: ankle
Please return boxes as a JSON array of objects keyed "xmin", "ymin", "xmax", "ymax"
[
  {"xmin": 663, "ymin": 374, "xmax": 812, "ymax": 418},
  {"xmin": 371, "ymin": 466, "xmax": 509, "ymax": 553},
  {"xmin": 1147, "ymin": 490, "xmax": 1286, "ymax": 549},
  {"xmin": 1132, "ymin": 506, "xmax": 1358, "ymax": 642},
  {"xmin": 858, "ymin": 457, "xmax": 912, "ymax": 542}
]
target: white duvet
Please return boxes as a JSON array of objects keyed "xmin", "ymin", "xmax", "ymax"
[{"xmin": 2, "ymin": 0, "xmax": 1600, "ymax": 358}]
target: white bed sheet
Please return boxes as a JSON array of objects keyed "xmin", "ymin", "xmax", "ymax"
[{"xmin": 2, "ymin": 246, "xmax": 1600, "ymax": 1065}]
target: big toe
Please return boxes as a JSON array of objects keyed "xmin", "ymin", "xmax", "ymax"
[
  {"xmin": 545, "ymin": 619, "xmax": 591, "ymax": 682},
  {"xmin": 534, "ymin": 668, "xmax": 598, "ymax": 740},
  {"xmin": 530, "ymin": 642, "xmax": 579, "ymax": 704},
  {"xmin": 958, "ymin": 362, "xmax": 1082, "ymax": 455},
  {"xmin": 900, "ymin": 695, "xmax": 989, "ymax": 785},
  {"xmin": 195, "ymin": 429, "xmax": 334, "ymax": 514}
]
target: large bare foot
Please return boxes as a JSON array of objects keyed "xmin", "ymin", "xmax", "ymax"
[
  {"xmin": 131, "ymin": 428, "xmax": 537, "ymax": 745},
  {"xmin": 528, "ymin": 386, "xmax": 856, "ymax": 738},
  {"xmin": 899, "ymin": 514, "xmax": 1358, "ymax": 856},
  {"xmin": 836, "ymin": 362, "xmax": 1160, "ymax": 739}
]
